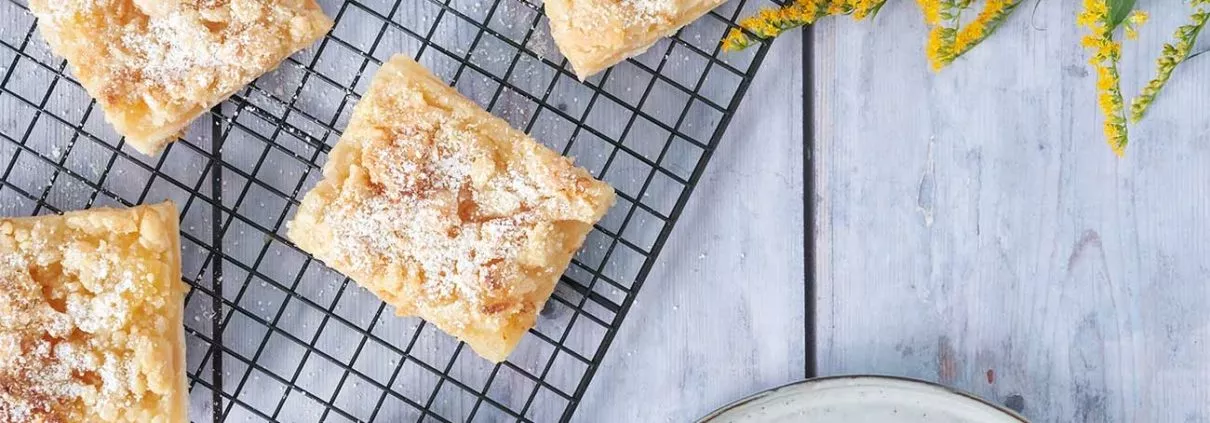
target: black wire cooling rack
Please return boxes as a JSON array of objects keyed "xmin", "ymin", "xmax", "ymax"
[{"xmin": 0, "ymin": 0, "xmax": 776, "ymax": 420}]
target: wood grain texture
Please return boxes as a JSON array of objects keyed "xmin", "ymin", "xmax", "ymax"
[
  {"xmin": 576, "ymin": 31, "xmax": 806, "ymax": 422},
  {"xmin": 814, "ymin": 1, "xmax": 1210, "ymax": 422}
]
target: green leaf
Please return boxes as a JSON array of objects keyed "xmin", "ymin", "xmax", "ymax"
[
  {"xmin": 1107, "ymin": 0, "xmax": 1137, "ymax": 30},
  {"xmin": 868, "ymin": 0, "xmax": 886, "ymax": 18}
]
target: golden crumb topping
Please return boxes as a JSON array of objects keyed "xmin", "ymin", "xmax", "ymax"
[
  {"xmin": 0, "ymin": 203, "xmax": 186, "ymax": 423},
  {"xmin": 29, "ymin": 0, "xmax": 332, "ymax": 154},
  {"xmin": 319, "ymin": 58, "xmax": 612, "ymax": 323},
  {"xmin": 544, "ymin": 0, "xmax": 725, "ymax": 78},
  {"xmin": 289, "ymin": 57, "xmax": 614, "ymax": 361},
  {"xmin": 329, "ymin": 115, "xmax": 559, "ymax": 315}
]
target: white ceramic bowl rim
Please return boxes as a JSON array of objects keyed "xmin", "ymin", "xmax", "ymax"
[{"xmin": 696, "ymin": 375, "xmax": 1029, "ymax": 423}]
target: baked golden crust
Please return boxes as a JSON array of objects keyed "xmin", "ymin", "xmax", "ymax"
[
  {"xmin": 545, "ymin": 0, "xmax": 727, "ymax": 79},
  {"xmin": 288, "ymin": 55, "xmax": 615, "ymax": 362},
  {"xmin": 0, "ymin": 202, "xmax": 187, "ymax": 423},
  {"xmin": 29, "ymin": 0, "xmax": 333, "ymax": 155}
]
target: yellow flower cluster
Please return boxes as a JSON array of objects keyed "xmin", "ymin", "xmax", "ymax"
[
  {"xmin": 918, "ymin": 0, "xmax": 942, "ymax": 25},
  {"xmin": 725, "ymin": 0, "xmax": 1207, "ymax": 156},
  {"xmin": 1131, "ymin": 2, "xmax": 1209, "ymax": 121},
  {"xmin": 1125, "ymin": 9, "xmax": 1149, "ymax": 40},
  {"xmin": 923, "ymin": 0, "xmax": 1021, "ymax": 70},
  {"xmin": 1077, "ymin": 0, "xmax": 1159, "ymax": 156},
  {"xmin": 954, "ymin": 0, "xmax": 1017, "ymax": 56},
  {"xmin": 926, "ymin": 26, "xmax": 957, "ymax": 70},
  {"xmin": 921, "ymin": 0, "xmax": 960, "ymax": 70},
  {"xmin": 1077, "ymin": 0, "xmax": 1129, "ymax": 156},
  {"xmin": 852, "ymin": 0, "xmax": 883, "ymax": 19},
  {"xmin": 726, "ymin": 0, "xmax": 1019, "ymax": 66},
  {"xmin": 722, "ymin": 0, "xmax": 885, "ymax": 51},
  {"xmin": 1076, "ymin": 0, "xmax": 1210, "ymax": 155}
]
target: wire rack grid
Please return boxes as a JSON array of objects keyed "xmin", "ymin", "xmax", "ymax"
[{"xmin": 0, "ymin": 0, "xmax": 775, "ymax": 421}]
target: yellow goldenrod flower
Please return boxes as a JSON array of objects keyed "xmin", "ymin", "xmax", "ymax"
[
  {"xmin": 922, "ymin": 0, "xmax": 960, "ymax": 70},
  {"xmin": 723, "ymin": 0, "xmax": 887, "ymax": 52},
  {"xmin": 854, "ymin": 0, "xmax": 883, "ymax": 19},
  {"xmin": 921, "ymin": 0, "xmax": 1021, "ymax": 70},
  {"xmin": 918, "ymin": 0, "xmax": 942, "ymax": 25},
  {"xmin": 1124, "ymin": 10, "xmax": 1147, "ymax": 39},
  {"xmin": 723, "ymin": 0, "xmax": 826, "ymax": 51},
  {"xmin": 926, "ymin": 26, "xmax": 956, "ymax": 71},
  {"xmin": 1129, "ymin": 10, "xmax": 1149, "ymax": 26},
  {"xmin": 951, "ymin": 0, "xmax": 1020, "ymax": 59},
  {"xmin": 955, "ymin": 19, "xmax": 986, "ymax": 52},
  {"xmin": 1078, "ymin": 0, "xmax": 1129, "ymax": 156},
  {"xmin": 1131, "ymin": 5, "xmax": 1208, "ymax": 121},
  {"xmin": 1077, "ymin": 0, "xmax": 1107, "ymax": 28}
]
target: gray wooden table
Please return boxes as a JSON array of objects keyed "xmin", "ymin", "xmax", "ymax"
[{"xmin": 581, "ymin": 1, "xmax": 1210, "ymax": 422}]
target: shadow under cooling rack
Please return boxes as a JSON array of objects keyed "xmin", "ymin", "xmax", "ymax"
[{"xmin": 0, "ymin": 0, "xmax": 776, "ymax": 420}]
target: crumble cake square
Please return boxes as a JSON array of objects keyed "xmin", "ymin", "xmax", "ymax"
[
  {"xmin": 545, "ymin": 0, "xmax": 727, "ymax": 79},
  {"xmin": 0, "ymin": 202, "xmax": 187, "ymax": 422},
  {"xmin": 29, "ymin": 0, "xmax": 333, "ymax": 155},
  {"xmin": 288, "ymin": 55, "xmax": 616, "ymax": 362}
]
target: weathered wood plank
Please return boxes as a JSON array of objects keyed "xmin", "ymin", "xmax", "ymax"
[
  {"xmin": 814, "ymin": 1, "xmax": 1210, "ymax": 422},
  {"xmin": 577, "ymin": 31, "xmax": 806, "ymax": 422}
]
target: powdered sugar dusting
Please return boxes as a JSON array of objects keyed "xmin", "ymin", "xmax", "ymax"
[
  {"xmin": 289, "ymin": 57, "xmax": 615, "ymax": 360},
  {"xmin": 31, "ymin": 0, "xmax": 327, "ymax": 105},
  {"xmin": 623, "ymin": 0, "xmax": 677, "ymax": 26},
  {"xmin": 28, "ymin": 0, "xmax": 333, "ymax": 152},
  {"xmin": 558, "ymin": 0, "xmax": 677, "ymax": 32},
  {"xmin": 0, "ymin": 207, "xmax": 183, "ymax": 421},
  {"xmin": 325, "ymin": 120, "xmax": 536, "ymax": 316},
  {"xmin": 121, "ymin": 10, "xmax": 231, "ymax": 91}
]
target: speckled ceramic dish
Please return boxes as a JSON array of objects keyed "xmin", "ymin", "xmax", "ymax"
[{"xmin": 698, "ymin": 375, "xmax": 1027, "ymax": 423}]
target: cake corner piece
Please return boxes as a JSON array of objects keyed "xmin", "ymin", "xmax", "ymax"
[
  {"xmin": 289, "ymin": 54, "xmax": 615, "ymax": 362},
  {"xmin": 544, "ymin": 0, "xmax": 728, "ymax": 80},
  {"xmin": 28, "ymin": 0, "xmax": 334, "ymax": 156},
  {"xmin": 0, "ymin": 201, "xmax": 188, "ymax": 422}
]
